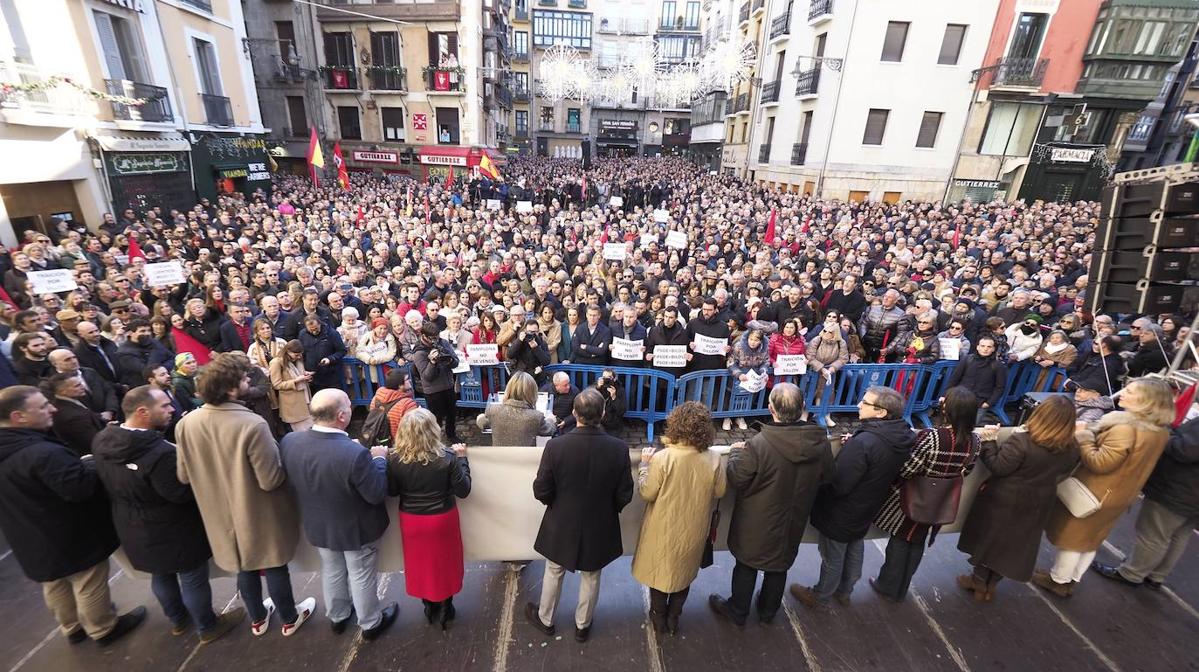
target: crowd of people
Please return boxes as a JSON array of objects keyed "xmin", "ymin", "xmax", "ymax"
[{"xmin": 0, "ymin": 156, "xmax": 1195, "ymax": 652}]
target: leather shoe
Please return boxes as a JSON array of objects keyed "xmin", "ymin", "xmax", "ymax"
[
  {"xmin": 1090, "ymin": 562, "xmax": 1140, "ymax": 588},
  {"xmin": 869, "ymin": 578, "xmax": 900, "ymax": 603},
  {"xmin": 331, "ymin": 607, "xmax": 355, "ymax": 635},
  {"xmin": 97, "ymin": 606, "xmax": 147, "ymax": 647},
  {"xmin": 574, "ymin": 625, "xmax": 591, "ymax": 643},
  {"xmin": 66, "ymin": 628, "xmax": 88, "ymax": 644},
  {"xmin": 1144, "ymin": 578, "xmax": 1163, "ymax": 590},
  {"xmin": 788, "ymin": 585, "xmax": 828, "ymax": 610},
  {"xmin": 362, "ymin": 603, "xmax": 399, "ymax": 641},
  {"xmin": 524, "ymin": 602, "xmax": 555, "ymax": 637},
  {"xmin": 706, "ymin": 594, "xmax": 745, "ymax": 627}
]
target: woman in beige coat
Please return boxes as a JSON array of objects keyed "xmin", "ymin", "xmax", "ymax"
[
  {"xmin": 632, "ymin": 402, "xmax": 727, "ymax": 636},
  {"xmin": 269, "ymin": 340, "xmax": 313, "ymax": 432},
  {"xmin": 1033, "ymin": 378, "xmax": 1174, "ymax": 597}
]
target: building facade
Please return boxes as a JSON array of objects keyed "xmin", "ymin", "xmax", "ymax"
[
  {"xmin": 0, "ymin": 0, "xmax": 267, "ymax": 245},
  {"xmin": 743, "ymin": 0, "xmax": 999, "ymax": 200},
  {"xmin": 1119, "ymin": 26, "xmax": 1199, "ymax": 169}
]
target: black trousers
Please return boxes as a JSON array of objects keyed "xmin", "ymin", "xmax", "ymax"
[
  {"xmin": 874, "ymin": 535, "xmax": 927, "ymax": 601},
  {"xmin": 648, "ymin": 586, "xmax": 690, "ymax": 617},
  {"xmin": 729, "ymin": 560, "xmax": 786, "ymax": 621},
  {"xmin": 424, "ymin": 389, "xmax": 459, "ymax": 442}
]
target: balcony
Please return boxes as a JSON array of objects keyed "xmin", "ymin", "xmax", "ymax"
[
  {"xmin": 761, "ymin": 79, "xmax": 781, "ymax": 104},
  {"xmin": 758, "ymin": 143, "xmax": 771, "ymax": 163},
  {"xmin": 769, "ymin": 12, "xmax": 790, "ymax": 39},
  {"xmin": 496, "ymin": 84, "xmax": 512, "ymax": 108},
  {"xmin": 795, "ymin": 67, "xmax": 820, "ymax": 97},
  {"xmin": 566, "ymin": 121, "xmax": 582, "ymax": 133},
  {"xmin": 200, "ymin": 93, "xmax": 233, "ymax": 126},
  {"xmin": 426, "ymin": 68, "xmax": 465, "ymax": 92},
  {"xmin": 733, "ymin": 92, "xmax": 750, "ymax": 114},
  {"xmin": 364, "ymin": 65, "xmax": 406, "ymax": 91},
  {"xmin": 513, "ymin": 50, "xmax": 530, "ymax": 63},
  {"xmin": 539, "ymin": 119, "xmax": 555, "ymax": 131},
  {"xmin": 0, "ymin": 61, "xmax": 95, "ymax": 122},
  {"xmin": 323, "ymin": 66, "xmax": 359, "ymax": 90},
  {"xmin": 538, "ymin": 0, "xmax": 555, "ymax": 5},
  {"xmin": 808, "ymin": 0, "xmax": 832, "ymax": 22},
  {"xmin": 515, "ymin": 126, "xmax": 529, "ymax": 138},
  {"xmin": 990, "ymin": 57, "xmax": 1048, "ymax": 88},
  {"xmin": 515, "ymin": 5, "xmax": 529, "ymax": 20},
  {"xmin": 751, "ymin": 0, "xmax": 764, "ymax": 15},
  {"xmin": 105, "ymin": 80, "xmax": 172, "ymax": 123},
  {"xmin": 791, "ymin": 142, "xmax": 807, "ymax": 165},
  {"xmin": 514, "ymin": 87, "xmax": 530, "ymax": 102},
  {"xmin": 568, "ymin": 0, "xmax": 586, "ymax": 7},
  {"xmin": 738, "ymin": 2, "xmax": 750, "ymax": 24}
]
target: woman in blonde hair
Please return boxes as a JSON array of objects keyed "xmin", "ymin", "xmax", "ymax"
[
  {"xmin": 956, "ymin": 395, "xmax": 1079, "ymax": 601},
  {"xmin": 476, "ymin": 371, "xmax": 556, "ymax": 446},
  {"xmin": 1034, "ymin": 377, "xmax": 1174, "ymax": 598},
  {"xmin": 269, "ymin": 339, "xmax": 313, "ymax": 432},
  {"xmin": 387, "ymin": 408, "xmax": 470, "ymax": 630}
]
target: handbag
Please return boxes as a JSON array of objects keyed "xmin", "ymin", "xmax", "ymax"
[
  {"xmin": 700, "ymin": 502, "xmax": 720, "ymax": 569},
  {"xmin": 1056, "ymin": 464, "xmax": 1107, "ymax": 518},
  {"xmin": 899, "ymin": 429, "xmax": 968, "ymax": 526}
]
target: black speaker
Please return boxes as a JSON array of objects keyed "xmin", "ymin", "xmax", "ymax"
[
  {"xmin": 1088, "ymin": 282, "xmax": 1199, "ymax": 315},
  {"xmin": 581, "ymin": 139, "xmax": 592, "ymax": 169}
]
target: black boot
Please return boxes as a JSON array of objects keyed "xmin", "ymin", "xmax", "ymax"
[
  {"xmin": 422, "ymin": 599, "xmax": 440, "ymax": 625},
  {"xmin": 439, "ymin": 597, "xmax": 456, "ymax": 631},
  {"xmin": 648, "ymin": 589, "xmax": 668, "ymax": 633},
  {"xmin": 665, "ymin": 589, "xmax": 688, "ymax": 635}
]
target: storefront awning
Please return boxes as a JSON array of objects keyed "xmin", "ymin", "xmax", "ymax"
[{"xmin": 92, "ymin": 133, "xmax": 190, "ymax": 152}]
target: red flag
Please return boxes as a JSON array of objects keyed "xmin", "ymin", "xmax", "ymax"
[
  {"xmin": 445, "ymin": 166, "xmax": 455, "ymax": 189},
  {"xmin": 332, "ymin": 142, "xmax": 350, "ymax": 190},
  {"xmin": 356, "ymin": 205, "xmax": 365, "ymax": 224},
  {"xmin": 171, "ymin": 327, "xmax": 212, "ymax": 366},
  {"xmin": 0, "ymin": 285, "xmax": 15, "ymax": 309},
  {"xmin": 1175, "ymin": 382, "xmax": 1198, "ymax": 428},
  {"xmin": 306, "ymin": 127, "xmax": 324, "ymax": 186},
  {"xmin": 600, "ymin": 224, "xmax": 609, "ymax": 245},
  {"xmin": 127, "ymin": 235, "xmax": 145, "ymax": 262},
  {"xmin": 424, "ymin": 194, "xmax": 431, "ymax": 227},
  {"xmin": 764, "ymin": 208, "xmax": 778, "ymax": 244},
  {"xmin": 952, "ymin": 222, "xmax": 962, "ymax": 250}
]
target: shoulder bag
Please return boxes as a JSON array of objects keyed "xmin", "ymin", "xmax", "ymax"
[
  {"xmin": 900, "ymin": 429, "xmax": 968, "ymax": 526},
  {"xmin": 1056, "ymin": 463, "xmax": 1106, "ymax": 519}
]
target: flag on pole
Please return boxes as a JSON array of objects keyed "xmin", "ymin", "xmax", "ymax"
[
  {"xmin": 445, "ymin": 166, "xmax": 455, "ymax": 189},
  {"xmin": 1175, "ymin": 382, "xmax": 1198, "ymax": 428},
  {"xmin": 306, "ymin": 127, "xmax": 324, "ymax": 185},
  {"xmin": 479, "ymin": 153, "xmax": 501, "ymax": 180},
  {"xmin": 423, "ymin": 194, "xmax": 431, "ymax": 227},
  {"xmin": 127, "ymin": 235, "xmax": 145, "ymax": 262},
  {"xmin": 952, "ymin": 222, "xmax": 962, "ymax": 250},
  {"xmin": 764, "ymin": 208, "xmax": 777, "ymax": 244},
  {"xmin": 599, "ymin": 223, "xmax": 609, "ymax": 245},
  {"xmin": 405, "ymin": 186, "xmax": 413, "ymax": 218},
  {"xmin": 332, "ymin": 142, "xmax": 350, "ymax": 190},
  {"xmin": 356, "ymin": 205, "xmax": 365, "ymax": 224}
]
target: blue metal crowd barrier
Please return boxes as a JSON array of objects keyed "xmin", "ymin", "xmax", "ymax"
[{"xmin": 341, "ymin": 357, "xmax": 1069, "ymax": 437}]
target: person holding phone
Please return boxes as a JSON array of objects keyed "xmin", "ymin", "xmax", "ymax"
[{"xmin": 269, "ymin": 340, "xmax": 313, "ymax": 432}]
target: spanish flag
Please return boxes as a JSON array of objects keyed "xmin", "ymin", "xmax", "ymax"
[
  {"xmin": 307, "ymin": 127, "xmax": 324, "ymax": 185},
  {"xmin": 479, "ymin": 153, "xmax": 500, "ymax": 180}
]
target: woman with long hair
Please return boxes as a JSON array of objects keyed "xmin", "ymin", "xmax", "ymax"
[
  {"xmin": 956, "ymin": 395, "xmax": 1079, "ymax": 601},
  {"xmin": 269, "ymin": 339, "xmax": 313, "ymax": 432},
  {"xmin": 871, "ymin": 387, "xmax": 980, "ymax": 602},
  {"xmin": 537, "ymin": 303, "xmax": 563, "ymax": 364},
  {"xmin": 559, "ymin": 306, "xmax": 580, "ymax": 363},
  {"xmin": 387, "ymin": 408, "xmax": 470, "ymax": 630},
  {"xmin": 150, "ymin": 316, "xmax": 178, "ymax": 359},
  {"xmin": 1034, "ymin": 378, "xmax": 1174, "ymax": 598},
  {"xmin": 633, "ymin": 402, "xmax": 726, "ymax": 635}
]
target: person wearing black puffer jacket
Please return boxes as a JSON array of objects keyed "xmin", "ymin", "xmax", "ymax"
[
  {"xmin": 1092, "ymin": 414, "xmax": 1199, "ymax": 589},
  {"xmin": 792, "ymin": 386, "xmax": 916, "ymax": 609},
  {"xmin": 945, "ymin": 335, "xmax": 1008, "ymax": 422},
  {"xmin": 93, "ymin": 386, "xmax": 244, "ymax": 642}
]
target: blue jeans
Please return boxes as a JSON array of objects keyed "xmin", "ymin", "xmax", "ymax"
[
  {"xmin": 317, "ymin": 541, "xmax": 382, "ymax": 629},
  {"xmin": 150, "ymin": 563, "xmax": 217, "ymax": 633},
  {"xmin": 237, "ymin": 566, "xmax": 298, "ymax": 624},
  {"xmin": 813, "ymin": 534, "xmax": 865, "ymax": 601}
]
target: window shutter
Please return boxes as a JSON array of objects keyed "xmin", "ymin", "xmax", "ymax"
[
  {"xmin": 916, "ymin": 111, "xmax": 942, "ymax": 148},
  {"xmin": 448, "ymin": 32, "xmax": 458, "ymax": 57},
  {"xmin": 938, "ymin": 25, "xmax": 966, "ymax": 65},
  {"xmin": 427, "ymin": 31, "xmax": 438, "ymax": 65},
  {"xmin": 93, "ymin": 11, "xmax": 127, "ymax": 80},
  {"xmin": 863, "ymin": 109, "xmax": 889, "ymax": 145},
  {"xmin": 881, "ymin": 22, "xmax": 908, "ymax": 62}
]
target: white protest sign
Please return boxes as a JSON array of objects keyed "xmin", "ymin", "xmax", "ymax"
[
  {"xmin": 609, "ymin": 196, "xmax": 624, "ymax": 208},
  {"xmin": 451, "ymin": 355, "xmax": 472, "ymax": 375},
  {"xmin": 940, "ymin": 338, "xmax": 961, "ymax": 361},
  {"xmin": 694, "ymin": 333, "xmax": 728, "ymax": 356},
  {"xmin": 144, "ymin": 261, "xmax": 185, "ymax": 287},
  {"xmin": 666, "ymin": 230, "xmax": 688, "ymax": 250},
  {"xmin": 603, "ymin": 243, "xmax": 627, "ymax": 261},
  {"xmin": 27, "ymin": 269, "xmax": 77, "ymax": 294},
  {"xmin": 652, "ymin": 345, "xmax": 687, "ymax": 368},
  {"xmin": 612, "ymin": 338, "xmax": 644, "ymax": 361},
  {"xmin": 486, "ymin": 199, "xmax": 502, "ymax": 210},
  {"xmin": 773, "ymin": 354, "xmax": 808, "ymax": 376},
  {"xmin": 516, "ymin": 200, "xmax": 533, "ymax": 213},
  {"xmin": 739, "ymin": 369, "xmax": 766, "ymax": 394},
  {"xmin": 114, "ymin": 254, "xmax": 130, "ymax": 266},
  {"xmin": 466, "ymin": 343, "xmax": 499, "ymax": 365},
  {"xmin": 640, "ymin": 234, "xmax": 658, "ymax": 247},
  {"xmin": 653, "ymin": 209, "xmax": 670, "ymax": 223}
]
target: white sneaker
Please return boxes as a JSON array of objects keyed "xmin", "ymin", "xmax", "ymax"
[
  {"xmin": 281, "ymin": 597, "xmax": 316, "ymax": 637},
  {"xmin": 735, "ymin": 418, "xmax": 748, "ymax": 430},
  {"xmin": 722, "ymin": 418, "xmax": 732, "ymax": 431},
  {"xmin": 251, "ymin": 598, "xmax": 275, "ymax": 637}
]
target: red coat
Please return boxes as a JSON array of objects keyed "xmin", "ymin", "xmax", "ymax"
[{"xmin": 768, "ymin": 332, "xmax": 806, "ymax": 364}]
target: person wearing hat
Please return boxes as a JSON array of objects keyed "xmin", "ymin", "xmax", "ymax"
[
  {"xmin": 1004, "ymin": 314, "xmax": 1045, "ymax": 364},
  {"xmin": 50, "ymin": 308, "xmax": 82, "ymax": 349},
  {"xmin": 357, "ymin": 318, "xmax": 398, "ymax": 385},
  {"xmin": 171, "ymin": 353, "xmax": 202, "ymax": 412}
]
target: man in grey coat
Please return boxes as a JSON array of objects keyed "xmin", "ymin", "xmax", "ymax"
[
  {"xmin": 708, "ymin": 384, "xmax": 834, "ymax": 626},
  {"xmin": 280, "ymin": 389, "xmax": 398, "ymax": 639}
]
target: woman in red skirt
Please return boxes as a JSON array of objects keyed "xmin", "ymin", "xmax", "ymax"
[{"xmin": 387, "ymin": 408, "xmax": 472, "ymax": 629}]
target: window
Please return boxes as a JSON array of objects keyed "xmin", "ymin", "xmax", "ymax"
[
  {"xmin": 764, "ymin": 116, "xmax": 775, "ymax": 144},
  {"xmin": 533, "ymin": 10, "xmax": 593, "ymax": 49},
  {"xmin": 862, "ymin": 108, "xmax": 889, "ymax": 145},
  {"xmin": 513, "ymin": 71, "xmax": 529, "ymax": 94},
  {"xmin": 371, "ymin": 32, "xmax": 401, "ymax": 67},
  {"xmin": 435, "ymin": 107, "xmax": 458, "ymax": 144},
  {"xmin": 516, "ymin": 110, "xmax": 529, "ymax": 134},
  {"xmin": 685, "ymin": 1, "xmax": 700, "ymax": 29},
  {"xmin": 938, "ymin": 24, "xmax": 966, "ymax": 65},
  {"xmin": 381, "ymin": 107, "xmax": 405, "ymax": 141},
  {"xmin": 427, "ymin": 32, "xmax": 459, "ymax": 65},
  {"xmin": 540, "ymin": 105, "xmax": 554, "ymax": 130},
  {"xmin": 1, "ymin": 0, "xmax": 31, "ymax": 63},
  {"xmin": 916, "ymin": 111, "xmax": 942, "ymax": 148},
  {"xmin": 880, "ymin": 21, "xmax": 909, "ymax": 62},
  {"xmin": 799, "ymin": 110, "xmax": 813, "ymax": 144},
  {"xmin": 978, "ymin": 102, "xmax": 1040, "ymax": 155},
  {"xmin": 567, "ymin": 107, "xmax": 581, "ymax": 132},
  {"xmin": 276, "ymin": 21, "xmax": 296, "ymax": 60},
  {"xmin": 514, "ymin": 30, "xmax": 529, "ymax": 57},
  {"xmin": 324, "ymin": 31, "xmax": 354, "ymax": 67},
  {"xmin": 658, "ymin": 35, "xmax": 699, "ymax": 62},
  {"xmin": 660, "ymin": 1, "xmax": 676, "ymax": 29},
  {"xmin": 286, "ymin": 96, "xmax": 307, "ymax": 136},
  {"xmin": 93, "ymin": 10, "xmax": 147, "ymax": 82},
  {"xmin": 194, "ymin": 39, "xmax": 222, "ymax": 95},
  {"xmin": 338, "ymin": 105, "xmax": 361, "ymax": 139},
  {"xmin": 1007, "ymin": 13, "xmax": 1046, "ymax": 59}
]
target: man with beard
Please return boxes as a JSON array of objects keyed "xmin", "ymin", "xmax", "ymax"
[
  {"xmin": 115, "ymin": 319, "xmax": 173, "ymax": 388},
  {"xmin": 284, "ymin": 287, "xmax": 335, "ymax": 340},
  {"xmin": 686, "ymin": 298, "xmax": 731, "ymax": 372},
  {"xmin": 644, "ymin": 306, "xmax": 690, "ymax": 378}
]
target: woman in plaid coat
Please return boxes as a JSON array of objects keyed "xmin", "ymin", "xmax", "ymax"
[{"xmin": 870, "ymin": 387, "xmax": 981, "ymax": 602}]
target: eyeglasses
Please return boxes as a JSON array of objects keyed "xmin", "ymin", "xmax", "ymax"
[{"xmin": 858, "ymin": 399, "xmax": 886, "ymax": 410}]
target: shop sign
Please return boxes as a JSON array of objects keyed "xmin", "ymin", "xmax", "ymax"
[
  {"xmin": 352, "ymin": 151, "xmax": 399, "ymax": 164},
  {"xmin": 600, "ymin": 119, "xmax": 637, "ymax": 131},
  {"xmin": 419, "ymin": 154, "xmax": 468, "ymax": 166},
  {"xmin": 247, "ymin": 162, "xmax": 270, "ymax": 181},
  {"xmin": 109, "ymin": 152, "xmax": 185, "ymax": 175},
  {"xmin": 953, "ymin": 179, "xmax": 1000, "ymax": 189},
  {"xmin": 220, "ymin": 168, "xmax": 248, "ymax": 178},
  {"xmin": 1050, "ymin": 147, "xmax": 1094, "ymax": 163}
]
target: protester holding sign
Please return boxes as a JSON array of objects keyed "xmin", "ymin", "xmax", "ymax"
[
  {"xmin": 687, "ymin": 299, "xmax": 730, "ymax": 373},
  {"xmin": 612, "ymin": 310, "xmax": 647, "ymax": 368},
  {"xmin": 645, "ymin": 307, "xmax": 690, "ymax": 378}
]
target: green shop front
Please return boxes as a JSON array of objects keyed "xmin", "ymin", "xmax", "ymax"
[
  {"xmin": 189, "ymin": 134, "xmax": 273, "ymax": 202},
  {"xmin": 94, "ymin": 134, "xmax": 196, "ymax": 215}
]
